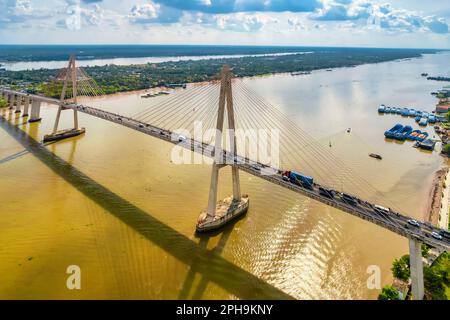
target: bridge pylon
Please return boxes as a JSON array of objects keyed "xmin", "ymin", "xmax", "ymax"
[
  {"xmin": 44, "ymin": 54, "xmax": 85, "ymax": 142},
  {"xmin": 196, "ymin": 65, "xmax": 249, "ymax": 233}
]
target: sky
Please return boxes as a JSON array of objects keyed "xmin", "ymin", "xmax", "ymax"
[{"xmin": 0, "ymin": 0, "xmax": 449, "ymax": 48}]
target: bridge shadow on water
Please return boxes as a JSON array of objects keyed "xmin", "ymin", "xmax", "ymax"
[{"xmin": 0, "ymin": 117, "xmax": 293, "ymax": 300}]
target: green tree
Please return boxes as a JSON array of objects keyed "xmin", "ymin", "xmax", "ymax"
[
  {"xmin": 391, "ymin": 254, "xmax": 410, "ymax": 281},
  {"xmin": 444, "ymin": 144, "xmax": 450, "ymax": 156},
  {"xmin": 424, "ymin": 266, "xmax": 447, "ymax": 300},
  {"xmin": 378, "ymin": 285, "xmax": 401, "ymax": 300},
  {"xmin": 422, "ymin": 244, "xmax": 431, "ymax": 258},
  {"xmin": 0, "ymin": 97, "xmax": 8, "ymax": 108}
]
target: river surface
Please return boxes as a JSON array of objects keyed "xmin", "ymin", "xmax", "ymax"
[{"xmin": 0, "ymin": 52, "xmax": 448, "ymax": 299}]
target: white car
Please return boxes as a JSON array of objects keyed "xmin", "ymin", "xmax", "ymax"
[
  {"xmin": 178, "ymin": 135, "xmax": 186, "ymax": 142},
  {"xmin": 407, "ymin": 219, "xmax": 420, "ymax": 227},
  {"xmin": 431, "ymin": 232, "xmax": 443, "ymax": 240}
]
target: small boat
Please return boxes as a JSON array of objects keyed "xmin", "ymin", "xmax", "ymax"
[
  {"xmin": 408, "ymin": 109, "xmax": 417, "ymax": 117},
  {"xmin": 401, "ymin": 108, "xmax": 410, "ymax": 116},
  {"xmin": 378, "ymin": 104, "xmax": 386, "ymax": 113},
  {"xmin": 428, "ymin": 115, "xmax": 436, "ymax": 123},
  {"xmin": 347, "ymin": 128, "xmax": 351, "ymax": 133},
  {"xmin": 394, "ymin": 125, "xmax": 413, "ymax": 140},
  {"xmin": 385, "ymin": 106, "xmax": 392, "ymax": 113},
  {"xmin": 416, "ymin": 132, "xmax": 429, "ymax": 142},
  {"xmin": 419, "ymin": 117, "xmax": 428, "ymax": 126},
  {"xmin": 369, "ymin": 153, "xmax": 382, "ymax": 160},
  {"xmin": 384, "ymin": 124, "xmax": 403, "ymax": 139},
  {"xmin": 415, "ymin": 116, "xmax": 421, "ymax": 122},
  {"xmin": 407, "ymin": 129, "xmax": 421, "ymax": 140}
]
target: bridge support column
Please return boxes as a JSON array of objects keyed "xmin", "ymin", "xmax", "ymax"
[
  {"xmin": 196, "ymin": 65, "xmax": 248, "ymax": 233},
  {"xmin": 409, "ymin": 238, "xmax": 424, "ymax": 300},
  {"xmin": 23, "ymin": 97, "xmax": 30, "ymax": 117},
  {"xmin": 28, "ymin": 100, "xmax": 42, "ymax": 123},
  {"xmin": 9, "ymin": 94, "xmax": 15, "ymax": 110},
  {"xmin": 15, "ymin": 96, "xmax": 22, "ymax": 113}
]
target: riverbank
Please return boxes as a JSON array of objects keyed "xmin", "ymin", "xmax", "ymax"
[{"xmin": 426, "ymin": 167, "xmax": 448, "ymax": 225}]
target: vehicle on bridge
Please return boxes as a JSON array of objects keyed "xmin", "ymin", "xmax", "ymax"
[
  {"xmin": 319, "ymin": 186, "xmax": 335, "ymax": 199},
  {"xmin": 282, "ymin": 171, "xmax": 314, "ymax": 190},
  {"xmin": 340, "ymin": 193, "xmax": 358, "ymax": 206},
  {"xmin": 373, "ymin": 204, "xmax": 390, "ymax": 215}
]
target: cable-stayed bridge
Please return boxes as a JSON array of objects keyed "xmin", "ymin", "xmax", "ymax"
[{"xmin": 1, "ymin": 56, "xmax": 449, "ymax": 300}]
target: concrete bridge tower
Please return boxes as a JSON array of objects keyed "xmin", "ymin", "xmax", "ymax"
[
  {"xmin": 196, "ymin": 65, "xmax": 249, "ymax": 233},
  {"xmin": 44, "ymin": 54, "xmax": 85, "ymax": 142}
]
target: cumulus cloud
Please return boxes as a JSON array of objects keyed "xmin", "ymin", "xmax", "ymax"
[
  {"xmin": 0, "ymin": 0, "xmax": 51, "ymax": 26},
  {"xmin": 310, "ymin": 1, "xmax": 449, "ymax": 34},
  {"xmin": 287, "ymin": 17, "xmax": 306, "ymax": 30},
  {"xmin": 128, "ymin": 1, "xmax": 182, "ymax": 24},
  {"xmin": 215, "ymin": 13, "xmax": 277, "ymax": 32},
  {"xmin": 129, "ymin": 2, "xmax": 160, "ymax": 23}
]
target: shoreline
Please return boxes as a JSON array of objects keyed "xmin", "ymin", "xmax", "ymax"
[
  {"xmin": 76, "ymin": 54, "xmax": 431, "ymax": 101},
  {"xmin": 426, "ymin": 167, "xmax": 448, "ymax": 225}
]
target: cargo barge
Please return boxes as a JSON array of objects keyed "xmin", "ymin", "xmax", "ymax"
[{"xmin": 43, "ymin": 128, "xmax": 85, "ymax": 142}]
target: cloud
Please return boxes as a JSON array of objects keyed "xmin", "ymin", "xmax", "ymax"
[
  {"xmin": 128, "ymin": 1, "xmax": 182, "ymax": 24},
  {"xmin": 0, "ymin": 0, "xmax": 51, "ymax": 26},
  {"xmin": 152, "ymin": 0, "xmax": 323, "ymax": 14},
  {"xmin": 215, "ymin": 13, "xmax": 278, "ymax": 32},
  {"xmin": 310, "ymin": 1, "xmax": 449, "ymax": 34},
  {"xmin": 423, "ymin": 16, "xmax": 449, "ymax": 34},
  {"xmin": 287, "ymin": 18, "xmax": 305, "ymax": 30}
]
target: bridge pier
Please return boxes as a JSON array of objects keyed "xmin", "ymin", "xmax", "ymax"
[
  {"xmin": 28, "ymin": 100, "xmax": 42, "ymax": 123},
  {"xmin": 15, "ymin": 96, "xmax": 22, "ymax": 113},
  {"xmin": 409, "ymin": 238, "xmax": 424, "ymax": 300},
  {"xmin": 9, "ymin": 94, "xmax": 15, "ymax": 110},
  {"xmin": 196, "ymin": 65, "xmax": 248, "ymax": 233},
  {"xmin": 23, "ymin": 97, "xmax": 30, "ymax": 117}
]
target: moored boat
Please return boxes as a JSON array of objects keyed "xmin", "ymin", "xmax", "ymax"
[
  {"xmin": 394, "ymin": 125, "xmax": 412, "ymax": 140},
  {"xmin": 407, "ymin": 129, "xmax": 421, "ymax": 140},
  {"xmin": 419, "ymin": 117, "xmax": 428, "ymax": 126},
  {"xmin": 369, "ymin": 153, "xmax": 382, "ymax": 160},
  {"xmin": 416, "ymin": 132, "xmax": 428, "ymax": 142},
  {"xmin": 384, "ymin": 124, "xmax": 403, "ymax": 139}
]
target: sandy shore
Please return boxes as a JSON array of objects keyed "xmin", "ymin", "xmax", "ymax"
[{"xmin": 426, "ymin": 167, "xmax": 449, "ymax": 225}]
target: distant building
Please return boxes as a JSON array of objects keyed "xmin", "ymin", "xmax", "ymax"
[{"xmin": 435, "ymin": 103, "xmax": 450, "ymax": 113}]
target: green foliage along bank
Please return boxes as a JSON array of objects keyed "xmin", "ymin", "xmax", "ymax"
[{"xmin": 0, "ymin": 49, "xmax": 434, "ymax": 98}]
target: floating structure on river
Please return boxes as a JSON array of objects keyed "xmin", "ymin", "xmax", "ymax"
[{"xmin": 378, "ymin": 105, "xmax": 444, "ymax": 125}]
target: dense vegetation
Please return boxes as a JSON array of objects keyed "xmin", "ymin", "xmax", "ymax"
[
  {"xmin": 391, "ymin": 254, "xmax": 410, "ymax": 281},
  {"xmin": 379, "ymin": 251, "xmax": 450, "ymax": 300},
  {"xmin": 0, "ymin": 48, "xmax": 438, "ymax": 98},
  {"xmin": 378, "ymin": 285, "xmax": 401, "ymax": 300}
]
